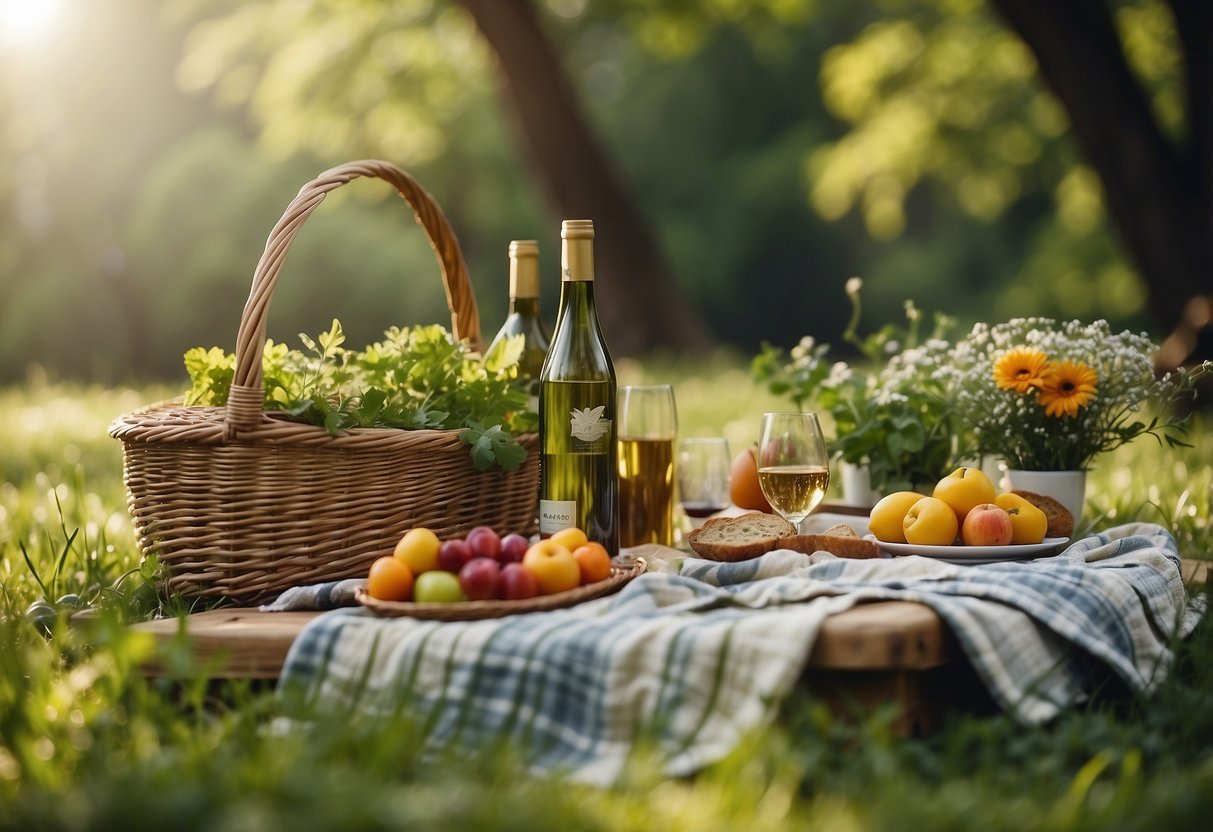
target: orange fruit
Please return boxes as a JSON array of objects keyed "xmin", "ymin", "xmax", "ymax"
[
  {"xmin": 393, "ymin": 527, "xmax": 441, "ymax": 574},
  {"xmin": 550, "ymin": 526, "xmax": 589, "ymax": 552},
  {"xmin": 729, "ymin": 445, "xmax": 773, "ymax": 512},
  {"xmin": 366, "ymin": 556, "xmax": 414, "ymax": 601},
  {"xmin": 572, "ymin": 542, "xmax": 612, "ymax": 584}
]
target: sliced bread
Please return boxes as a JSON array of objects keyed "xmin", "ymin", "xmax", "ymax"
[
  {"xmin": 1011, "ymin": 489, "xmax": 1074, "ymax": 538},
  {"xmin": 686, "ymin": 513, "xmax": 796, "ymax": 561},
  {"xmin": 773, "ymin": 533, "xmax": 881, "ymax": 560},
  {"xmin": 687, "ymin": 513, "xmax": 880, "ymax": 561}
]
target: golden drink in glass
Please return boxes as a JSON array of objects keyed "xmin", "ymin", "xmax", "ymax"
[
  {"xmin": 757, "ymin": 412, "xmax": 830, "ymax": 528},
  {"xmin": 617, "ymin": 384, "xmax": 677, "ymax": 547}
]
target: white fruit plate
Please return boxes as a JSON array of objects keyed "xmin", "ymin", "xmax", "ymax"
[{"xmin": 863, "ymin": 535, "xmax": 1070, "ymax": 565}]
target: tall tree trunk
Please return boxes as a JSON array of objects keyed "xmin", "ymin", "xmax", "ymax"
[
  {"xmin": 990, "ymin": 0, "xmax": 1213, "ymax": 366},
  {"xmin": 455, "ymin": 0, "xmax": 713, "ymax": 356}
]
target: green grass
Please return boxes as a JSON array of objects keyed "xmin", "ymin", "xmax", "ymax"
[{"xmin": 1, "ymin": 371, "xmax": 1211, "ymax": 829}]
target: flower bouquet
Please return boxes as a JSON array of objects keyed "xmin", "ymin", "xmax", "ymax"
[{"xmin": 944, "ymin": 318, "xmax": 1211, "ymax": 473}]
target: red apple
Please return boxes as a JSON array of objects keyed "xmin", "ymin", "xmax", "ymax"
[
  {"xmin": 466, "ymin": 526, "xmax": 502, "ymax": 560},
  {"xmin": 499, "ymin": 562, "xmax": 539, "ymax": 600},
  {"xmin": 437, "ymin": 538, "xmax": 474, "ymax": 573},
  {"xmin": 498, "ymin": 533, "xmax": 530, "ymax": 564},
  {"xmin": 458, "ymin": 557, "xmax": 502, "ymax": 601},
  {"xmin": 961, "ymin": 504, "xmax": 1014, "ymax": 546}
]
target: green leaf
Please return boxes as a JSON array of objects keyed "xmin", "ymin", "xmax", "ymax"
[
  {"xmin": 484, "ymin": 333, "xmax": 525, "ymax": 375},
  {"xmin": 318, "ymin": 318, "xmax": 345, "ymax": 353},
  {"xmin": 461, "ymin": 421, "xmax": 527, "ymax": 472},
  {"xmin": 323, "ymin": 409, "xmax": 344, "ymax": 435},
  {"xmin": 355, "ymin": 388, "xmax": 388, "ymax": 426}
]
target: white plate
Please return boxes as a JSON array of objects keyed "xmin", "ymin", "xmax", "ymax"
[{"xmin": 863, "ymin": 535, "xmax": 1070, "ymax": 565}]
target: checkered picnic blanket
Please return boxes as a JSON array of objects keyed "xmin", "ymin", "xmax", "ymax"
[{"xmin": 277, "ymin": 523, "xmax": 1203, "ymax": 786}]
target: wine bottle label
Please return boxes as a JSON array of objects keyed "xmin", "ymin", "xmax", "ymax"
[
  {"xmin": 539, "ymin": 500, "xmax": 577, "ymax": 535},
  {"xmin": 569, "ymin": 405, "xmax": 611, "ymax": 448}
]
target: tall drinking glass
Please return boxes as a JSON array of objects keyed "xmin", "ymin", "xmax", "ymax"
[
  {"xmin": 757, "ymin": 412, "xmax": 830, "ymax": 529},
  {"xmin": 618, "ymin": 385, "xmax": 677, "ymax": 547}
]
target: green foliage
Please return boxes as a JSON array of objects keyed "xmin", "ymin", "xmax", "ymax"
[
  {"xmin": 184, "ymin": 321, "xmax": 535, "ymax": 471},
  {"xmin": 1, "ymin": 0, "xmax": 1185, "ymax": 383},
  {"xmin": 802, "ymin": 0, "xmax": 1181, "ymax": 328},
  {"xmin": 753, "ymin": 282, "xmax": 965, "ymax": 491},
  {"xmin": 1, "ymin": 377, "xmax": 1212, "ymax": 829}
]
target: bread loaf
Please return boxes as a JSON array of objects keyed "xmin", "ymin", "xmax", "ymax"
[
  {"xmin": 1010, "ymin": 490, "xmax": 1074, "ymax": 538},
  {"xmin": 687, "ymin": 513, "xmax": 880, "ymax": 561}
]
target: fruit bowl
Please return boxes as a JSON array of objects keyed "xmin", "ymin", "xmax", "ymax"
[{"xmin": 356, "ymin": 557, "xmax": 647, "ymax": 620}]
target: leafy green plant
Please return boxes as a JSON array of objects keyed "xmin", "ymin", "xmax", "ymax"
[
  {"xmin": 183, "ymin": 320, "xmax": 536, "ymax": 471},
  {"xmin": 753, "ymin": 280, "xmax": 967, "ymax": 493}
]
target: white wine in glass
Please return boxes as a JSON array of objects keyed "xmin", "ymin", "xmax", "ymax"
[{"xmin": 757, "ymin": 412, "xmax": 830, "ymax": 527}]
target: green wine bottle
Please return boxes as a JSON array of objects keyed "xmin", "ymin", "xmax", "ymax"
[
  {"xmin": 538, "ymin": 219, "xmax": 619, "ymax": 553},
  {"xmin": 486, "ymin": 240, "xmax": 549, "ymax": 412}
]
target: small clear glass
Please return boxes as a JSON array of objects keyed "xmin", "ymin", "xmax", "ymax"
[{"xmin": 677, "ymin": 437, "xmax": 731, "ymax": 522}]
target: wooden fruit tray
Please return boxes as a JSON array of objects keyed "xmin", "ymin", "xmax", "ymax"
[{"xmin": 354, "ymin": 558, "xmax": 647, "ymax": 620}]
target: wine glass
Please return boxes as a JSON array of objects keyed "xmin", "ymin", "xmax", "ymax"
[
  {"xmin": 757, "ymin": 412, "xmax": 830, "ymax": 529},
  {"xmin": 677, "ymin": 437, "xmax": 731, "ymax": 523},
  {"xmin": 618, "ymin": 385, "xmax": 678, "ymax": 547}
]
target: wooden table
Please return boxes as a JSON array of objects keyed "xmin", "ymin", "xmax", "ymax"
[{"xmin": 101, "ymin": 558, "xmax": 1209, "ymax": 737}]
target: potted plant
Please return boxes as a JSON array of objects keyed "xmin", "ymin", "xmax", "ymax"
[
  {"xmin": 753, "ymin": 279, "xmax": 968, "ymax": 501},
  {"xmin": 942, "ymin": 317, "xmax": 1212, "ymax": 521}
]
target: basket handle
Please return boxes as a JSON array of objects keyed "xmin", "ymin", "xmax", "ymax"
[{"xmin": 224, "ymin": 160, "xmax": 481, "ymax": 439}]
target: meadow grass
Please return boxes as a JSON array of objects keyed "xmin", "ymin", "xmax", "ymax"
[{"xmin": 1, "ymin": 369, "xmax": 1211, "ymax": 829}]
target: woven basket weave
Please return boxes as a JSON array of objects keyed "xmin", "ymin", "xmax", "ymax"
[{"xmin": 110, "ymin": 160, "xmax": 540, "ymax": 604}]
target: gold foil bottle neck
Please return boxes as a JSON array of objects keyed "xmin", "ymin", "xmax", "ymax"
[
  {"xmin": 560, "ymin": 219, "xmax": 595, "ymax": 282},
  {"xmin": 508, "ymin": 239, "xmax": 540, "ymax": 299},
  {"xmin": 560, "ymin": 219, "xmax": 595, "ymax": 240},
  {"xmin": 509, "ymin": 239, "xmax": 539, "ymax": 258}
]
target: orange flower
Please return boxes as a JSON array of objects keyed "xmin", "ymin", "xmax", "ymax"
[
  {"xmin": 1039, "ymin": 361, "xmax": 1098, "ymax": 418},
  {"xmin": 993, "ymin": 347, "xmax": 1050, "ymax": 394}
]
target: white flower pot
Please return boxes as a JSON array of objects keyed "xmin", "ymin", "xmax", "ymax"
[
  {"xmin": 839, "ymin": 461, "xmax": 880, "ymax": 508},
  {"xmin": 1003, "ymin": 469, "xmax": 1087, "ymax": 524}
]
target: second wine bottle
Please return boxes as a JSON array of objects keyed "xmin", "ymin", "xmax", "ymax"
[{"xmin": 538, "ymin": 219, "xmax": 619, "ymax": 553}]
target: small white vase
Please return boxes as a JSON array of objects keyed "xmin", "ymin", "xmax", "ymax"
[
  {"xmin": 1002, "ymin": 469, "xmax": 1087, "ymax": 524},
  {"xmin": 839, "ymin": 461, "xmax": 880, "ymax": 508}
]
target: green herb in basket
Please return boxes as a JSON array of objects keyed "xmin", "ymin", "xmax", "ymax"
[{"xmin": 183, "ymin": 319, "xmax": 536, "ymax": 471}]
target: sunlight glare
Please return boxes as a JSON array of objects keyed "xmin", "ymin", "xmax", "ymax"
[{"xmin": 0, "ymin": 0, "xmax": 64, "ymax": 47}]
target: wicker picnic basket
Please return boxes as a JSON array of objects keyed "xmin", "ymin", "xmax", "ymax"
[{"xmin": 109, "ymin": 160, "xmax": 540, "ymax": 604}]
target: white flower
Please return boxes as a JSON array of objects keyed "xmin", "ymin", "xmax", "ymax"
[
  {"xmin": 790, "ymin": 335, "xmax": 816, "ymax": 363},
  {"xmin": 826, "ymin": 361, "xmax": 852, "ymax": 386}
]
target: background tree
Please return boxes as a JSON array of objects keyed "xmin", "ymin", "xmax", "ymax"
[
  {"xmin": 0, "ymin": 0, "xmax": 1202, "ymax": 379},
  {"xmin": 803, "ymin": 0, "xmax": 1210, "ymax": 366},
  {"xmin": 991, "ymin": 0, "xmax": 1211, "ymax": 368}
]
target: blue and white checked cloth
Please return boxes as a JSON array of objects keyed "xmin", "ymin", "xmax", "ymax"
[{"xmin": 278, "ymin": 523, "xmax": 1203, "ymax": 786}]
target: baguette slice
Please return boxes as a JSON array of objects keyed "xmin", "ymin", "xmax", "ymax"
[
  {"xmin": 774, "ymin": 533, "xmax": 881, "ymax": 560},
  {"xmin": 687, "ymin": 513, "xmax": 796, "ymax": 561},
  {"xmin": 687, "ymin": 513, "xmax": 881, "ymax": 561},
  {"xmin": 1010, "ymin": 489, "xmax": 1074, "ymax": 538}
]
